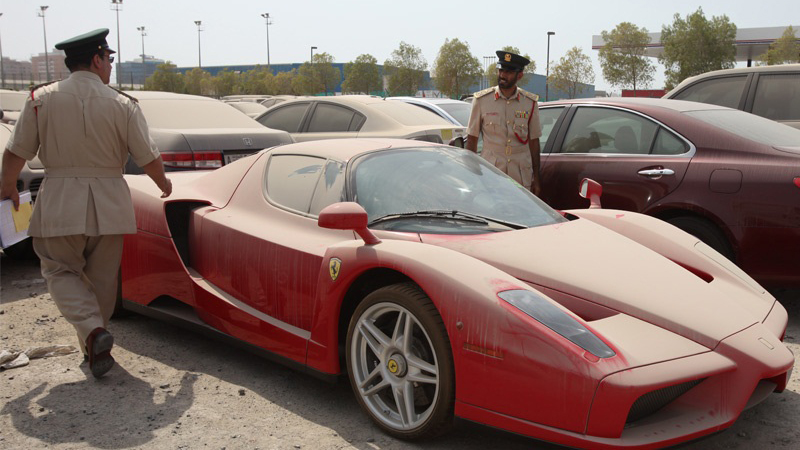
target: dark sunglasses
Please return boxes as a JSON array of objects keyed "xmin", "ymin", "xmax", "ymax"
[{"xmin": 107, "ymin": 55, "xmax": 115, "ymax": 63}]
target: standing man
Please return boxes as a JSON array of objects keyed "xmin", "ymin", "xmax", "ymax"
[
  {"xmin": 466, "ymin": 51, "xmax": 542, "ymax": 196},
  {"xmin": 0, "ymin": 29, "xmax": 172, "ymax": 378}
]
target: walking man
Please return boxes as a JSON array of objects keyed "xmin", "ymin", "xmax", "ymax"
[{"xmin": 0, "ymin": 29, "xmax": 172, "ymax": 378}]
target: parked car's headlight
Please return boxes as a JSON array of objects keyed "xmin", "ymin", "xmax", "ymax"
[{"xmin": 498, "ymin": 290, "xmax": 615, "ymax": 359}]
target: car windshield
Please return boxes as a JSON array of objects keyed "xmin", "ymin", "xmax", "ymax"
[
  {"xmin": 137, "ymin": 98, "xmax": 264, "ymax": 129},
  {"xmin": 351, "ymin": 146, "xmax": 565, "ymax": 233},
  {"xmin": 436, "ymin": 102, "xmax": 471, "ymax": 126},
  {"xmin": 685, "ymin": 109, "xmax": 800, "ymax": 151}
]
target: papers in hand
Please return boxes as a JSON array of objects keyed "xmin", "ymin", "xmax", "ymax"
[{"xmin": 0, "ymin": 190, "xmax": 32, "ymax": 248}]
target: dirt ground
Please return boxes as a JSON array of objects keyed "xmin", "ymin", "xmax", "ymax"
[{"xmin": 1, "ymin": 253, "xmax": 798, "ymax": 450}]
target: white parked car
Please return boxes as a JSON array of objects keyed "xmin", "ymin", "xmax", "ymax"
[
  {"xmin": 387, "ymin": 97, "xmax": 472, "ymax": 126},
  {"xmin": 255, "ymin": 95, "xmax": 467, "ymax": 147}
]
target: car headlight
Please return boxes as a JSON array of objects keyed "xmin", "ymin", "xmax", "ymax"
[{"xmin": 498, "ymin": 290, "xmax": 615, "ymax": 359}]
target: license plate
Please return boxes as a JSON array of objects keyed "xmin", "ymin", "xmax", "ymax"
[{"xmin": 224, "ymin": 153, "xmax": 253, "ymax": 164}]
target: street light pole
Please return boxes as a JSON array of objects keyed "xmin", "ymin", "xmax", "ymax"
[
  {"xmin": 38, "ymin": 5, "xmax": 50, "ymax": 82},
  {"xmin": 310, "ymin": 46, "xmax": 317, "ymax": 64},
  {"xmin": 546, "ymin": 31, "xmax": 555, "ymax": 102},
  {"xmin": 137, "ymin": 26, "xmax": 146, "ymax": 87},
  {"xmin": 194, "ymin": 21, "xmax": 203, "ymax": 68},
  {"xmin": 0, "ymin": 13, "xmax": 5, "ymax": 89},
  {"xmin": 110, "ymin": 0, "xmax": 123, "ymax": 88},
  {"xmin": 261, "ymin": 13, "xmax": 272, "ymax": 66}
]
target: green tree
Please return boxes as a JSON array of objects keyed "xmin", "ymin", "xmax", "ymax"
[
  {"xmin": 549, "ymin": 47, "xmax": 595, "ymax": 99},
  {"xmin": 432, "ymin": 38, "xmax": 481, "ymax": 99},
  {"xmin": 342, "ymin": 54, "xmax": 382, "ymax": 94},
  {"xmin": 384, "ymin": 41, "xmax": 427, "ymax": 96},
  {"xmin": 312, "ymin": 52, "xmax": 341, "ymax": 96},
  {"xmin": 598, "ymin": 22, "xmax": 655, "ymax": 93},
  {"xmin": 273, "ymin": 70, "xmax": 296, "ymax": 95},
  {"xmin": 242, "ymin": 66, "xmax": 275, "ymax": 94},
  {"xmin": 213, "ymin": 69, "xmax": 243, "ymax": 97},
  {"xmin": 293, "ymin": 63, "xmax": 320, "ymax": 95},
  {"xmin": 484, "ymin": 46, "xmax": 537, "ymax": 86},
  {"xmin": 144, "ymin": 62, "xmax": 185, "ymax": 93},
  {"xmin": 659, "ymin": 7, "xmax": 737, "ymax": 90},
  {"xmin": 759, "ymin": 26, "xmax": 800, "ymax": 65},
  {"xmin": 183, "ymin": 67, "xmax": 213, "ymax": 96}
]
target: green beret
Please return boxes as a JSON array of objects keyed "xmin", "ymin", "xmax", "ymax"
[{"xmin": 55, "ymin": 28, "xmax": 116, "ymax": 57}]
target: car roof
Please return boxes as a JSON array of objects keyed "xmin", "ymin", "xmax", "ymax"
[
  {"xmin": 667, "ymin": 64, "xmax": 800, "ymax": 95},
  {"xmin": 389, "ymin": 96, "xmax": 466, "ymax": 105},
  {"xmin": 124, "ymin": 91, "xmax": 217, "ymax": 101},
  {"xmin": 544, "ymin": 97, "xmax": 734, "ymax": 113},
  {"xmin": 268, "ymin": 137, "xmax": 442, "ymax": 161}
]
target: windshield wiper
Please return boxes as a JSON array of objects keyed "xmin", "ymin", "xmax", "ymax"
[{"xmin": 369, "ymin": 210, "xmax": 526, "ymax": 230}]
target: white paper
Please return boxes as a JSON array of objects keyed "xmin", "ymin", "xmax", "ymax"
[{"xmin": 0, "ymin": 190, "xmax": 32, "ymax": 248}]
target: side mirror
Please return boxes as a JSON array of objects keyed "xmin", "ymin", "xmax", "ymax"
[
  {"xmin": 318, "ymin": 202, "xmax": 381, "ymax": 245},
  {"xmin": 579, "ymin": 178, "xmax": 602, "ymax": 209}
]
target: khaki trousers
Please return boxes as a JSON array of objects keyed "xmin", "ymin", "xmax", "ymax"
[{"xmin": 33, "ymin": 235, "xmax": 124, "ymax": 354}]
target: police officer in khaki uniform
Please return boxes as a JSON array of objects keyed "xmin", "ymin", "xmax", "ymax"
[
  {"xmin": 0, "ymin": 29, "xmax": 172, "ymax": 378},
  {"xmin": 466, "ymin": 51, "xmax": 542, "ymax": 196}
]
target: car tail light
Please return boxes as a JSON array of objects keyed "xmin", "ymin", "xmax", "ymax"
[
  {"xmin": 162, "ymin": 151, "xmax": 222, "ymax": 169},
  {"xmin": 193, "ymin": 151, "xmax": 223, "ymax": 169},
  {"xmin": 794, "ymin": 177, "xmax": 800, "ymax": 189}
]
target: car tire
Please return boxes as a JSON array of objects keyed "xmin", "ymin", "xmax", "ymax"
[
  {"xmin": 346, "ymin": 282, "xmax": 454, "ymax": 440},
  {"xmin": 667, "ymin": 216, "xmax": 734, "ymax": 261}
]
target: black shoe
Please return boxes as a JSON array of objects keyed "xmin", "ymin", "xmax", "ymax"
[{"xmin": 86, "ymin": 328, "xmax": 115, "ymax": 378}]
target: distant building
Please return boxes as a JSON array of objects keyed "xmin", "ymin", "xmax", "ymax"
[
  {"xmin": 30, "ymin": 50, "xmax": 67, "ymax": 84},
  {"xmin": 1, "ymin": 58, "xmax": 33, "ymax": 90},
  {"xmin": 117, "ymin": 56, "xmax": 165, "ymax": 88}
]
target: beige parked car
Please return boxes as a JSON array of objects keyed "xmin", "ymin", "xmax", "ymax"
[
  {"xmin": 664, "ymin": 64, "xmax": 800, "ymax": 130},
  {"xmin": 0, "ymin": 89, "xmax": 28, "ymax": 124},
  {"xmin": 255, "ymin": 95, "xmax": 468, "ymax": 147}
]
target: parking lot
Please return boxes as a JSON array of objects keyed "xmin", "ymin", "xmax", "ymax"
[{"xmin": 1, "ymin": 254, "xmax": 798, "ymax": 449}]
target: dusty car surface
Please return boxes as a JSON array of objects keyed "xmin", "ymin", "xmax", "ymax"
[
  {"xmin": 536, "ymin": 97, "xmax": 800, "ymax": 288},
  {"xmin": 125, "ymin": 91, "xmax": 293, "ymax": 172},
  {"xmin": 388, "ymin": 97, "xmax": 472, "ymax": 126},
  {"xmin": 255, "ymin": 95, "xmax": 467, "ymax": 147},
  {"xmin": 120, "ymin": 138, "xmax": 793, "ymax": 449},
  {"xmin": 664, "ymin": 64, "xmax": 800, "ymax": 130}
]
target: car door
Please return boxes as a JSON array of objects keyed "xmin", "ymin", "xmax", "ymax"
[{"xmin": 540, "ymin": 105, "xmax": 693, "ymax": 212}]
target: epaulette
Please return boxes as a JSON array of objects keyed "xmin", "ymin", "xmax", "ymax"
[
  {"xmin": 29, "ymin": 80, "xmax": 58, "ymax": 93},
  {"xmin": 111, "ymin": 87, "xmax": 139, "ymax": 103},
  {"xmin": 519, "ymin": 89, "xmax": 539, "ymax": 102},
  {"xmin": 473, "ymin": 87, "xmax": 495, "ymax": 99}
]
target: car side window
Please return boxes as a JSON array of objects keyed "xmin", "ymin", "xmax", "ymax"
[
  {"xmin": 538, "ymin": 107, "xmax": 564, "ymax": 152},
  {"xmin": 671, "ymin": 76, "xmax": 747, "ymax": 109},
  {"xmin": 308, "ymin": 103, "xmax": 356, "ymax": 133},
  {"xmin": 257, "ymin": 103, "xmax": 309, "ymax": 132},
  {"xmin": 751, "ymin": 74, "xmax": 800, "ymax": 121},
  {"xmin": 651, "ymin": 128, "xmax": 689, "ymax": 155},
  {"xmin": 265, "ymin": 155, "xmax": 325, "ymax": 213},
  {"xmin": 309, "ymin": 160, "xmax": 346, "ymax": 215},
  {"xmin": 560, "ymin": 107, "xmax": 657, "ymax": 155}
]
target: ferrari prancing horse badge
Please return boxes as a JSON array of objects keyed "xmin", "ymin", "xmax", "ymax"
[{"xmin": 329, "ymin": 258, "xmax": 342, "ymax": 281}]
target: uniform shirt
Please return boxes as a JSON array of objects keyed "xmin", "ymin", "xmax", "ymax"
[
  {"xmin": 6, "ymin": 71, "xmax": 159, "ymax": 237},
  {"xmin": 467, "ymin": 86, "xmax": 542, "ymax": 189}
]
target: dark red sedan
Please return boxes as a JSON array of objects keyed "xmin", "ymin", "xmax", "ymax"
[{"xmin": 535, "ymin": 98, "xmax": 800, "ymax": 288}]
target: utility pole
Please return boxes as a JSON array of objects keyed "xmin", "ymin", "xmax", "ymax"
[
  {"xmin": 137, "ymin": 26, "xmax": 146, "ymax": 87},
  {"xmin": 38, "ymin": 6, "xmax": 50, "ymax": 82},
  {"xmin": 0, "ymin": 13, "xmax": 5, "ymax": 89},
  {"xmin": 261, "ymin": 13, "xmax": 272, "ymax": 66},
  {"xmin": 110, "ymin": 0, "xmax": 123, "ymax": 88},
  {"xmin": 194, "ymin": 21, "xmax": 203, "ymax": 68},
  {"xmin": 546, "ymin": 31, "xmax": 555, "ymax": 101}
]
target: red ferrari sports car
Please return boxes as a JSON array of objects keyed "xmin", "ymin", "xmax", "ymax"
[{"xmin": 120, "ymin": 139, "xmax": 794, "ymax": 449}]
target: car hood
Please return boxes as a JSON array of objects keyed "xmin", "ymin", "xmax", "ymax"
[{"xmin": 419, "ymin": 218, "xmax": 759, "ymax": 349}]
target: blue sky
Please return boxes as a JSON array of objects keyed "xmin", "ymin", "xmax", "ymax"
[{"xmin": 2, "ymin": 0, "xmax": 798, "ymax": 92}]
